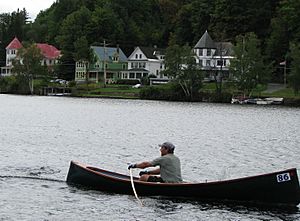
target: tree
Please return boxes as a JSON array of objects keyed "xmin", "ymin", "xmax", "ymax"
[
  {"xmin": 55, "ymin": 6, "xmax": 92, "ymax": 80},
  {"xmin": 230, "ymin": 32, "xmax": 271, "ymax": 96},
  {"xmin": 289, "ymin": 42, "xmax": 300, "ymax": 95},
  {"xmin": 163, "ymin": 37, "xmax": 203, "ymax": 100},
  {"xmin": 12, "ymin": 43, "xmax": 47, "ymax": 94},
  {"xmin": 73, "ymin": 36, "xmax": 95, "ymax": 88}
]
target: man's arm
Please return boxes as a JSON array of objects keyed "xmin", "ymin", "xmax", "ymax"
[
  {"xmin": 136, "ymin": 162, "xmax": 160, "ymax": 175},
  {"xmin": 148, "ymin": 168, "xmax": 160, "ymax": 175},
  {"xmin": 135, "ymin": 161, "xmax": 152, "ymax": 169}
]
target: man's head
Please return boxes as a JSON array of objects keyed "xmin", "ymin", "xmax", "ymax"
[{"xmin": 159, "ymin": 142, "xmax": 175, "ymax": 155}]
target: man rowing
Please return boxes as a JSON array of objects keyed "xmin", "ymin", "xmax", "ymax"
[{"xmin": 128, "ymin": 142, "xmax": 182, "ymax": 183}]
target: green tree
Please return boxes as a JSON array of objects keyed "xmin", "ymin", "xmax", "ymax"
[
  {"xmin": 289, "ymin": 42, "xmax": 300, "ymax": 95},
  {"xmin": 73, "ymin": 36, "xmax": 95, "ymax": 88},
  {"xmin": 55, "ymin": 6, "xmax": 92, "ymax": 80},
  {"xmin": 12, "ymin": 43, "xmax": 47, "ymax": 94},
  {"xmin": 163, "ymin": 38, "xmax": 203, "ymax": 100},
  {"xmin": 175, "ymin": 0, "xmax": 213, "ymax": 45},
  {"xmin": 230, "ymin": 32, "xmax": 271, "ymax": 96}
]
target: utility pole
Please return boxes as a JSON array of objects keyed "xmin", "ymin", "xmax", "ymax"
[
  {"xmin": 284, "ymin": 61, "xmax": 287, "ymax": 87},
  {"xmin": 103, "ymin": 40, "xmax": 107, "ymax": 87}
]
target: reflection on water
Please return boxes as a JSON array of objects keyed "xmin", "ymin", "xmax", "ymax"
[{"xmin": 0, "ymin": 95, "xmax": 300, "ymax": 220}]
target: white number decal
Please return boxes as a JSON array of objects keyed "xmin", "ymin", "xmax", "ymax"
[{"xmin": 276, "ymin": 173, "xmax": 291, "ymax": 183}]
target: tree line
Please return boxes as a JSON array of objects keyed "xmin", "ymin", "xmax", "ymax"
[{"xmin": 0, "ymin": 0, "xmax": 299, "ymax": 94}]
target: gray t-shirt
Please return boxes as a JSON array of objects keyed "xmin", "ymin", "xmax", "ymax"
[{"xmin": 150, "ymin": 154, "xmax": 182, "ymax": 183}]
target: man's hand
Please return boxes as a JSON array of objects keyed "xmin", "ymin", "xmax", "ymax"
[{"xmin": 128, "ymin": 163, "xmax": 136, "ymax": 170}]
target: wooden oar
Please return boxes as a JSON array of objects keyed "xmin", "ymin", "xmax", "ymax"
[{"xmin": 129, "ymin": 168, "xmax": 143, "ymax": 206}]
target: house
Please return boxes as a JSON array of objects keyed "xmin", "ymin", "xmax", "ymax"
[
  {"xmin": 193, "ymin": 31, "xmax": 234, "ymax": 81},
  {"xmin": 36, "ymin": 43, "xmax": 61, "ymax": 68},
  {"xmin": 1, "ymin": 37, "xmax": 22, "ymax": 76},
  {"xmin": 75, "ymin": 46, "xmax": 127, "ymax": 83},
  {"xmin": 122, "ymin": 46, "xmax": 166, "ymax": 81},
  {"xmin": 0, "ymin": 37, "xmax": 61, "ymax": 76}
]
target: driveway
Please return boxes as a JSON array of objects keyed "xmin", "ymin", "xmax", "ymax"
[{"xmin": 264, "ymin": 83, "xmax": 285, "ymax": 93}]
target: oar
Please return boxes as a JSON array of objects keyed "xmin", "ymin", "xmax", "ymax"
[{"xmin": 129, "ymin": 168, "xmax": 143, "ymax": 207}]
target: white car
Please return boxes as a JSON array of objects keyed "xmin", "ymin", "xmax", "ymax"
[{"xmin": 132, "ymin": 84, "xmax": 141, "ymax": 88}]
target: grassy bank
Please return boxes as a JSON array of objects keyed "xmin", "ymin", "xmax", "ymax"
[
  {"xmin": 72, "ymin": 83, "xmax": 140, "ymax": 99},
  {"xmin": 71, "ymin": 82, "xmax": 300, "ymax": 101}
]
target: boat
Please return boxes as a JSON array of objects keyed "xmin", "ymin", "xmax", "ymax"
[
  {"xmin": 231, "ymin": 97, "xmax": 284, "ymax": 105},
  {"xmin": 66, "ymin": 161, "xmax": 300, "ymax": 207}
]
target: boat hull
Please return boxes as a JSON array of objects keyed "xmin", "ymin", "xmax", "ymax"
[{"xmin": 66, "ymin": 161, "xmax": 300, "ymax": 207}]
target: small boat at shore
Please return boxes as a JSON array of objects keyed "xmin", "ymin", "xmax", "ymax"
[
  {"xmin": 66, "ymin": 161, "xmax": 300, "ymax": 207},
  {"xmin": 231, "ymin": 97, "xmax": 284, "ymax": 105}
]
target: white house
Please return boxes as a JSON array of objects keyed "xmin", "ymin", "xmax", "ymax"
[
  {"xmin": 193, "ymin": 30, "xmax": 234, "ymax": 81},
  {"xmin": 0, "ymin": 37, "xmax": 61, "ymax": 76},
  {"xmin": 122, "ymin": 46, "xmax": 167, "ymax": 80},
  {"xmin": 1, "ymin": 37, "xmax": 22, "ymax": 76}
]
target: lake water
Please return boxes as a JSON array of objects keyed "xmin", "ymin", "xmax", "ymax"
[{"xmin": 0, "ymin": 94, "xmax": 299, "ymax": 220}]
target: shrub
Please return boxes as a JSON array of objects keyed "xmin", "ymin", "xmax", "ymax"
[{"xmin": 116, "ymin": 79, "xmax": 140, "ymax": 85}]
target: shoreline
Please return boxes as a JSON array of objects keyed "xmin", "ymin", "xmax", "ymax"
[{"xmin": 1, "ymin": 92, "xmax": 300, "ymax": 107}]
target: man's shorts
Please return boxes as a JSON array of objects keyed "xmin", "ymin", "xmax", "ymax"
[{"xmin": 147, "ymin": 176, "xmax": 164, "ymax": 183}]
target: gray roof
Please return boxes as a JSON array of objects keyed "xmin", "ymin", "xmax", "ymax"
[
  {"xmin": 214, "ymin": 42, "xmax": 234, "ymax": 56},
  {"xmin": 194, "ymin": 30, "xmax": 216, "ymax": 49},
  {"xmin": 91, "ymin": 46, "xmax": 127, "ymax": 62},
  {"xmin": 139, "ymin": 47, "xmax": 165, "ymax": 59}
]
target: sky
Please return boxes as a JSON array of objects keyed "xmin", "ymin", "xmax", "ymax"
[{"xmin": 0, "ymin": 0, "xmax": 56, "ymax": 21}]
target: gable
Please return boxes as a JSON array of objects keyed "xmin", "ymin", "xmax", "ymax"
[
  {"xmin": 6, "ymin": 37, "xmax": 23, "ymax": 49},
  {"xmin": 128, "ymin": 46, "xmax": 165, "ymax": 60},
  {"xmin": 92, "ymin": 46, "xmax": 127, "ymax": 62}
]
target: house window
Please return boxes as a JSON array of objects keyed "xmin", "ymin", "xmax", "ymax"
[
  {"xmin": 139, "ymin": 54, "xmax": 142, "ymax": 59},
  {"xmin": 123, "ymin": 64, "xmax": 126, "ymax": 69},
  {"xmin": 143, "ymin": 73, "xmax": 147, "ymax": 77},
  {"xmin": 199, "ymin": 49, "xmax": 203, "ymax": 56},
  {"xmin": 207, "ymin": 49, "xmax": 211, "ymax": 56},
  {"xmin": 129, "ymin": 73, "xmax": 135, "ymax": 79},
  {"xmin": 217, "ymin": 60, "xmax": 225, "ymax": 66},
  {"xmin": 135, "ymin": 54, "xmax": 138, "ymax": 59},
  {"xmin": 136, "ymin": 73, "xmax": 142, "ymax": 79},
  {"xmin": 90, "ymin": 73, "xmax": 96, "ymax": 79},
  {"xmin": 112, "ymin": 55, "xmax": 119, "ymax": 62},
  {"xmin": 139, "ymin": 62, "xmax": 145, "ymax": 68},
  {"xmin": 199, "ymin": 59, "xmax": 203, "ymax": 66},
  {"xmin": 206, "ymin": 60, "xmax": 211, "ymax": 66}
]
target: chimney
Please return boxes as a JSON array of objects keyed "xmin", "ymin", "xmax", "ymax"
[{"xmin": 117, "ymin": 44, "xmax": 119, "ymax": 54}]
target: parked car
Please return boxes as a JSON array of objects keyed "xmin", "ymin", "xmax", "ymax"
[
  {"xmin": 50, "ymin": 79, "xmax": 68, "ymax": 85},
  {"xmin": 132, "ymin": 83, "xmax": 141, "ymax": 88}
]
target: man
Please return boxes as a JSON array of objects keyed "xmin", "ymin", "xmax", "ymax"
[{"xmin": 128, "ymin": 142, "xmax": 182, "ymax": 183}]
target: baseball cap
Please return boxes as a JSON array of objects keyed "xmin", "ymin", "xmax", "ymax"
[{"xmin": 159, "ymin": 142, "xmax": 175, "ymax": 151}]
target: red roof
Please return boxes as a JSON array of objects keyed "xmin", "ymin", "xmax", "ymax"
[
  {"xmin": 6, "ymin": 37, "xmax": 23, "ymax": 49},
  {"xmin": 36, "ymin": 43, "xmax": 61, "ymax": 59}
]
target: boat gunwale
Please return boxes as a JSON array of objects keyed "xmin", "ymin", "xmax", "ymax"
[{"xmin": 71, "ymin": 161, "xmax": 299, "ymax": 187}]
